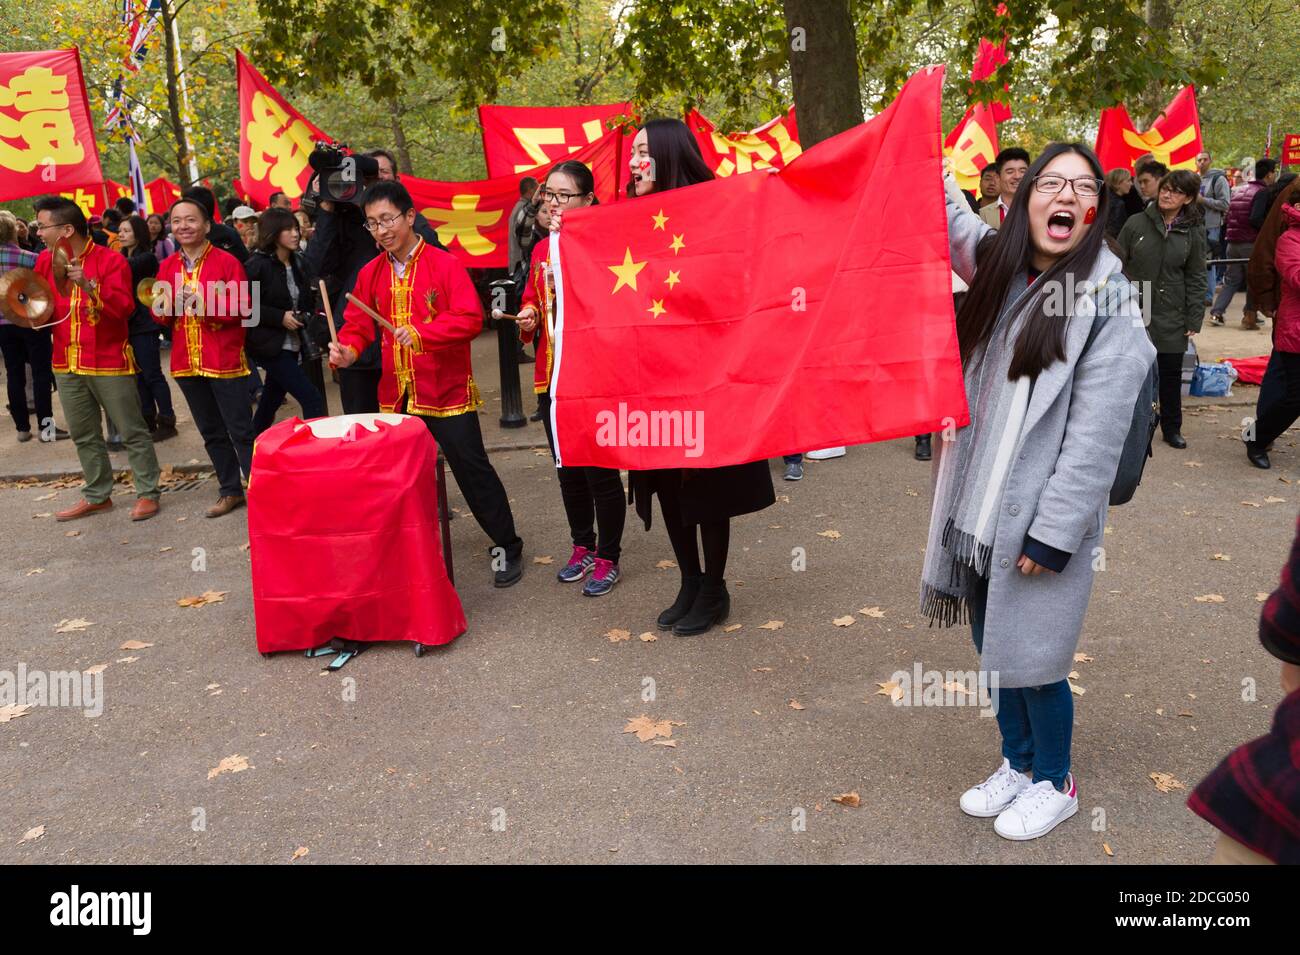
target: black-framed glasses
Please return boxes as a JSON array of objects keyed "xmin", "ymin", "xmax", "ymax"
[
  {"xmin": 363, "ymin": 213, "xmax": 407, "ymax": 233},
  {"xmin": 1032, "ymin": 174, "xmax": 1103, "ymax": 198},
  {"xmin": 541, "ymin": 189, "xmax": 586, "ymax": 205}
]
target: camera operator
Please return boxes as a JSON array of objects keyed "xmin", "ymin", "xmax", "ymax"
[
  {"xmin": 243, "ymin": 207, "xmax": 326, "ymax": 436},
  {"xmin": 304, "ymin": 145, "xmax": 445, "ymax": 413}
]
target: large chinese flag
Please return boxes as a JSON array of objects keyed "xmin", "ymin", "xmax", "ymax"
[
  {"xmin": 686, "ymin": 107, "xmax": 801, "ymax": 178},
  {"xmin": 405, "ymin": 128, "xmax": 623, "ymax": 269},
  {"xmin": 550, "ymin": 67, "xmax": 966, "ymax": 470},
  {"xmin": 479, "ymin": 101, "xmax": 631, "ymax": 179},
  {"xmin": 145, "ymin": 175, "xmax": 181, "ymax": 216},
  {"xmin": 1095, "ymin": 85, "xmax": 1203, "ymax": 174},
  {"xmin": 236, "ymin": 50, "xmax": 332, "ymax": 208},
  {"xmin": 0, "ymin": 48, "xmax": 103, "ymax": 202}
]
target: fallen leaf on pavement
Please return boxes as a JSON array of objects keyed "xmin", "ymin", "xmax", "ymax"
[
  {"xmin": 291, "ymin": 846, "xmax": 309, "ymax": 861},
  {"xmin": 177, "ymin": 590, "xmax": 229, "ymax": 608},
  {"xmin": 831, "ymin": 791, "xmax": 861, "ymax": 808},
  {"xmin": 1211, "ymin": 554, "xmax": 1231, "ymax": 561},
  {"xmin": 876, "ymin": 681, "xmax": 904, "ymax": 702},
  {"xmin": 789, "ymin": 699, "xmax": 805, "ymax": 710},
  {"xmin": 19, "ymin": 825, "xmax": 45, "ymax": 844},
  {"xmin": 0, "ymin": 704, "xmax": 33, "ymax": 723},
  {"xmin": 605, "ymin": 628, "xmax": 631, "ymax": 643},
  {"xmin": 655, "ymin": 559, "xmax": 676, "ymax": 569},
  {"xmin": 85, "ymin": 664, "xmax": 109, "ymax": 675},
  {"xmin": 942, "ymin": 681, "xmax": 974, "ymax": 696},
  {"xmin": 532, "ymin": 556, "xmax": 553, "ymax": 565},
  {"xmin": 832, "ymin": 615, "xmax": 855, "ymax": 627},
  {"xmin": 1264, "ymin": 496, "xmax": 1286, "ymax": 503},
  {"xmin": 116, "ymin": 656, "xmax": 139, "ymax": 663},
  {"xmin": 651, "ymin": 739, "xmax": 678, "ymax": 748},
  {"xmin": 638, "ymin": 632, "xmax": 657, "ymax": 642},
  {"xmin": 1257, "ymin": 592, "xmax": 1271, "ymax": 602},
  {"xmin": 1193, "ymin": 594, "xmax": 1225, "ymax": 603},
  {"xmin": 859, "ymin": 606, "xmax": 886, "ymax": 618},
  {"xmin": 817, "ymin": 530, "xmax": 842, "ymax": 539},
  {"xmin": 752, "ymin": 667, "xmax": 773, "ymax": 672},
  {"xmin": 758, "ymin": 620, "xmax": 784, "ymax": 630},
  {"xmin": 1149, "ymin": 772, "xmax": 1184, "ymax": 793},
  {"xmin": 1074, "ymin": 652, "xmax": 1094, "ymax": 663},
  {"xmin": 64, "ymin": 530, "xmax": 81, "ymax": 537},
  {"xmin": 207, "ymin": 754, "xmax": 251, "ymax": 779},
  {"xmin": 1240, "ymin": 501, "xmax": 1261, "ymax": 508},
  {"xmin": 622, "ymin": 715, "xmax": 683, "ymax": 742},
  {"xmin": 25, "ymin": 568, "xmax": 43, "ymax": 576},
  {"xmin": 54, "ymin": 618, "xmax": 94, "ymax": 633},
  {"xmin": 723, "ymin": 624, "xmax": 743, "ymax": 633},
  {"xmin": 1103, "ymin": 843, "xmax": 1114, "ymax": 857},
  {"xmin": 119, "ymin": 640, "xmax": 154, "ymax": 651}
]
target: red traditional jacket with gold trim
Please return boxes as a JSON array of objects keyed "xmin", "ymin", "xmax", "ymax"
[
  {"xmin": 338, "ymin": 237, "xmax": 484, "ymax": 417},
  {"xmin": 35, "ymin": 237, "xmax": 136, "ymax": 376},
  {"xmin": 154, "ymin": 243, "xmax": 251, "ymax": 378},
  {"xmin": 518, "ymin": 240, "xmax": 555, "ymax": 395}
]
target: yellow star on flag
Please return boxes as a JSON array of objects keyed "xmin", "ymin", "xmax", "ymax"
[
  {"xmin": 651, "ymin": 209, "xmax": 668, "ymax": 230},
  {"xmin": 608, "ymin": 247, "xmax": 648, "ymax": 294},
  {"xmin": 664, "ymin": 270, "xmax": 681, "ymax": 289},
  {"xmin": 647, "ymin": 298, "xmax": 666, "ymax": 318},
  {"xmin": 669, "ymin": 234, "xmax": 685, "ymax": 254}
]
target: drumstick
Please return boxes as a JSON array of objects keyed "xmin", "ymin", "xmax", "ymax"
[
  {"xmin": 318, "ymin": 279, "xmax": 339, "ymax": 346},
  {"xmin": 345, "ymin": 292, "xmax": 398, "ymax": 333},
  {"xmin": 490, "ymin": 308, "xmax": 526, "ymax": 321}
]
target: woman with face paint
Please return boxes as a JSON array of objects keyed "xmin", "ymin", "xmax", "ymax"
[
  {"xmin": 623, "ymin": 119, "xmax": 776, "ymax": 636},
  {"xmin": 929, "ymin": 143, "xmax": 1156, "ymax": 841}
]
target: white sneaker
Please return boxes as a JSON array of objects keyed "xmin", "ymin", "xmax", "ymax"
[
  {"xmin": 959, "ymin": 758, "xmax": 1031, "ymax": 818},
  {"xmin": 994, "ymin": 774, "xmax": 1078, "ymax": 841},
  {"xmin": 805, "ymin": 447, "xmax": 846, "ymax": 460}
]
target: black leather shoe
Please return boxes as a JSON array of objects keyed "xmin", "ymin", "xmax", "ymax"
[
  {"xmin": 494, "ymin": 553, "xmax": 524, "ymax": 588},
  {"xmin": 529, "ymin": 408, "xmax": 544, "ymax": 422},
  {"xmin": 1163, "ymin": 432, "xmax": 1187, "ymax": 449},
  {"xmin": 657, "ymin": 574, "xmax": 702, "ymax": 630},
  {"xmin": 914, "ymin": 435, "xmax": 932, "ymax": 461},
  {"xmin": 1246, "ymin": 441, "xmax": 1271, "ymax": 469},
  {"xmin": 673, "ymin": 579, "xmax": 730, "ymax": 636}
]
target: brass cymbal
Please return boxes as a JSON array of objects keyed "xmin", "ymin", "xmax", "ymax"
[
  {"xmin": 137, "ymin": 276, "xmax": 164, "ymax": 311},
  {"xmin": 51, "ymin": 237, "xmax": 75, "ymax": 296},
  {"xmin": 0, "ymin": 268, "xmax": 55, "ymax": 328}
]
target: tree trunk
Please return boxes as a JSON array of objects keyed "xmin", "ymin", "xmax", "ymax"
[
  {"xmin": 160, "ymin": 0, "xmax": 191, "ymax": 185},
  {"xmin": 1140, "ymin": 0, "xmax": 1175, "ymax": 124},
  {"xmin": 389, "ymin": 97, "xmax": 414, "ymax": 176},
  {"xmin": 782, "ymin": 0, "xmax": 863, "ymax": 148}
]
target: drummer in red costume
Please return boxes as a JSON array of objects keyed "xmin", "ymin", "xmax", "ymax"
[
  {"xmin": 32, "ymin": 196, "xmax": 162, "ymax": 522},
  {"xmin": 327, "ymin": 180, "xmax": 525, "ymax": 587},
  {"xmin": 153, "ymin": 197, "xmax": 256, "ymax": 518}
]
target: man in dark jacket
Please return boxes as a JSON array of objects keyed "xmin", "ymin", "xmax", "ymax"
[{"xmin": 1212, "ymin": 159, "xmax": 1277, "ymax": 329}]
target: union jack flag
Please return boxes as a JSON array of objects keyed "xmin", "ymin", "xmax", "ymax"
[{"xmin": 124, "ymin": 0, "xmax": 164, "ymax": 74}]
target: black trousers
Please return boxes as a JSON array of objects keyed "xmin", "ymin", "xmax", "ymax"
[
  {"xmin": 411, "ymin": 405, "xmax": 522, "ymax": 561},
  {"xmin": 656, "ymin": 479, "xmax": 730, "ymax": 583},
  {"xmin": 1254, "ymin": 350, "xmax": 1300, "ymax": 449},
  {"xmin": 1155, "ymin": 351, "xmax": 1184, "ymax": 437},
  {"xmin": 0, "ymin": 324, "xmax": 53, "ymax": 433},
  {"xmin": 339, "ymin": 367, "xmax": 381, "ymax": 414},
  {"xmin": 539, "ymin": 391, "xmax": 625, "ymax": 562},
  {"xmin": 176, "ymin": 375, "xmax": 255, "ymax": 497}
]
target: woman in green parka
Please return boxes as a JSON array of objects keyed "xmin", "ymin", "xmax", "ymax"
[{"xmin": 1116, "ymin": 169, "xmax": 1208, "ymax": 449}]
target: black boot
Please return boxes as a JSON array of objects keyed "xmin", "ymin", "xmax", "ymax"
[
  {"xmin": 1245, "ymin": 440, "xmax": 1271, "ymax": 469},
  {"xmin": 151, "ymin": 414, "xmax": 178, "ymax": 441},
  {"xmin": 657, "ymin": 574, "xmax": 702, "ymax": 630},
  {"xmin": 672, "ymin": 578, "xmax": 730, "ymax": 636},
  {"xmin": 914, "ymin": 435, "xmax": 931, "ymax": 461}
]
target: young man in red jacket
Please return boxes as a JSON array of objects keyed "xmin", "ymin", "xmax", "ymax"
[
  {"xmin": 328, "ymin": 181, "xmax": 524, "ymax": 587},
  {"xmin": 32, "ymin": 197, "xmax": 161, "ymax": 522}
]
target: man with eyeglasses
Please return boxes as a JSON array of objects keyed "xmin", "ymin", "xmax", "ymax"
[{"xmin": 328, "ymin": 180, "xmax": 525, "ymax": 588}]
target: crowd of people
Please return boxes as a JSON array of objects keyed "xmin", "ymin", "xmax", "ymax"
[{"xmin": 2, "ymin": 122, "xmax": 1298, "ymax": 861}]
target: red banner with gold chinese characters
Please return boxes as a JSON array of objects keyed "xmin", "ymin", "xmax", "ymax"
[
  {"xmin": 0, "ymin": 48, "xmax": 104, "ymax": 202},
  {"xmin": 686, "ymin": 107, "xmax": 801, "ymax": 178},
  {"xmin": 406, "ymin": 128, "xmax": 624, "ymax": 269},
  {"xmin": 145, "ymin": 176, "xmax": 181, "ymax": 216},
  {"xmin": 1095, "ymin": 85, "xmax": 1203, "ymax": 174},
  {"xmin": 479, "ymin": 101, "xmax": 631, "ymax": 180},
  {"xmin": 236, "ymin": 50, "xmax": 332, "ymax": 209}
]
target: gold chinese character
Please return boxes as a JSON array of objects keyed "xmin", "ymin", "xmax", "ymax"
[
  {"xmin": 422, "ymin": 196, "xmax": 502, "ymax": 257},
  {"xmin": 0, "ymin": 66, "xmax": 85, "ymax": 173},
  {"xmin": 245, "ymin": 91, "xmax": 314, "ymax": 197}
]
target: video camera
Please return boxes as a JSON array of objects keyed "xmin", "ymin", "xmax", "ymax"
[{"xmin": 301, "ymin": 142, "xmax": 379, "ymax": 212}]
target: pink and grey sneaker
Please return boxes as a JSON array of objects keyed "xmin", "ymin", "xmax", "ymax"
[
  {"xmin": 582, "ymin": 557, "xmax": 621, "ymax": 597},
  {"xmin": 557, "ymin": 545, "xmax": 595, "ymax": 583},
  {"xmin": 993, "ymin": 773, "xmax": 1078, "ymax": 841}
]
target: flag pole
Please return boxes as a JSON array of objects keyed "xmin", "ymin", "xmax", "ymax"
[{"xmin": 168, "ymin": 5, "xmax": 201, "ymax": 184}]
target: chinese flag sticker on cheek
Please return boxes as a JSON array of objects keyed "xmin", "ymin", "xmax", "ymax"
[{"xmin": 247, "ymin": 414, "xmax": 466, "ymax": 653}]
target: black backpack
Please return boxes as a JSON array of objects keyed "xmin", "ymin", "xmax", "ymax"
[{"xmin": 1082, "ymin": 309, "xmax": 1157, "ymax": 506}]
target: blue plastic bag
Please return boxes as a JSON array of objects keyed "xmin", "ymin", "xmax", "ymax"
[{"xmin": 1189, "ymin": 361, "xmax": 1237, "ymax": 398}]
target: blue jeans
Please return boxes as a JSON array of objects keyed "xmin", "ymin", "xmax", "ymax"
[
  {"xmin": 1205, "ymin": 227, "xmax": 1222, "ymax": 303},
  {"xmin": 969, "ymin": 574, "xmax": 1073, "ymax": 791},
  {"xmin": 130, "ymin": 329, "xmax": 174, "ymax": 421},
  {"xmin": 783, "ymin": 454, "xmax": 803, "ymax": 464},
  {"xmin": 252, "ymin": 349, "xmax": 326, "ymax": 436}
]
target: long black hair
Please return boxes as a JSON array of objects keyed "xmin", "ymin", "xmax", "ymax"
[
  {"xmin": 547, "ymin": 159, "xmax": 599, "ymax": 205},
  {"xmin": 956, "ymin": 142, "xmax": 1110, "ymax": 380},
  {"xmin": 634, "ymin": 118, "xmax": 713, "ymax": 196}
]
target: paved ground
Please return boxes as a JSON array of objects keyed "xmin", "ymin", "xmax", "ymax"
[{"xmin": 1, "ymin": 305, "xmax": 1295, "ymax": 864}]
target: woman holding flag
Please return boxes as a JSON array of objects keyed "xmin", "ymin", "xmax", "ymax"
[
  {"xmin": 623, "ymin": 119, "xmax": 775, "ymax": 636},
  {"xmin": 517, "ymin": 160, "xmax": 627, "ymax": 597},
  {"xmin": 929, "ymin": 144, "xmax": 1154, "ymax": 841}
]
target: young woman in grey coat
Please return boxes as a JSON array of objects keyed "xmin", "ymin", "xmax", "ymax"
[{"xmin": 926, "ymin": 143, "xmax": 1156, "ymax": 841}]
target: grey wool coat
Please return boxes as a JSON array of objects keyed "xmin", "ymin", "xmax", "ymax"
[{"xmin": 935, "ymin": 181, "xmax": 1157, "ymax": 687}]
